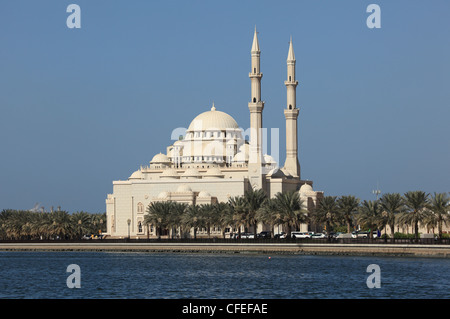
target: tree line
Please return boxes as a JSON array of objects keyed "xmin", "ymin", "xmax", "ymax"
[
  {"xmin": 0, "ymin": 190, "xmax": 448, "ymax": 241},
  {"xmin": 144, "ymin": 189, "xmax": 450, "ymax": 241},
  {"xmin": 0, "ymin": 210, "xmax": 106, "ymax": 240}
]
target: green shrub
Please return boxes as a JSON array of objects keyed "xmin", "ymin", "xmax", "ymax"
[{"xmin": 394, "ymin": 232, "xmax": 418, "ymax": 239}]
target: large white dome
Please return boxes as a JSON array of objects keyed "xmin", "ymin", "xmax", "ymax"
[{"xmin": 187, "ymin": 105, "xmax": 239, "ymax": 132}]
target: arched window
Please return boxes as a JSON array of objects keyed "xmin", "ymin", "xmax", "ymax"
[
  {"xmin": 138, "ymin": 221, "xmax": 143, "ymax": 233},
  {"xmin": 253, "ymin": 97, "xmax": 256, "ymax": 103},
  {"xmin": 137, "ymin": 202, "xmax": 144, "ymax": 213},
  {"xmin": 289, "ymin": 76, "xmax": 291, "ymax": 81},
  {"xmin": 254, "ymin": 67, "xmax": 256, "ymax": 73},
  {"xmin": 289, "ymin": 104, "xmax": 292, "ymax": 110}
]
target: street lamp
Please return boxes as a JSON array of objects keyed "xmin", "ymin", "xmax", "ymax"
[{"xmin": 127, "ymin": 219, "xmax": 131, "ymax": 240}]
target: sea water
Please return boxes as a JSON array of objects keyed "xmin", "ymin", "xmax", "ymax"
[{"xmin": 0, "ymin": 251, "xmax": 448, "ymax": 299}]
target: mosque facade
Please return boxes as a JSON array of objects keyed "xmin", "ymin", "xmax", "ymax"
[{"xmin": 105, "ymin": 29, "xmax": 323, "ymax": 238}]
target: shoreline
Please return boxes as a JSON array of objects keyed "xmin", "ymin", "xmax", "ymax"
[{"xmin": 0, "ymin": 242, "xmax": 449, "ymax": 258}]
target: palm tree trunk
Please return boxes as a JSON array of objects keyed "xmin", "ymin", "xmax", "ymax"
[
  {"xmin": 415, "ymin": 221, "xmax": 419, "ymax": 242},
  {"xmin": 390, "ymin": 222, "xmax": 395, "ymax": 243}
]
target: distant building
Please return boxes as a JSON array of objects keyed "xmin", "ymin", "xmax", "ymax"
[{"xmin": 105, "ymin": 29, "xmax": 323, "ymax": 238}]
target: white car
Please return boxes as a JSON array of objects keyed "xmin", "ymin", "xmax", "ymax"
[
  {"xmin": 240, "ymin": 233, "xmax": 255, "ymax": 239},
  {"xmin": 274, "ymin": 232, "xmax": 287, "ymax": 239},
  {"xmin": 311, "ymin": 233, "xmax": 326, "ymax": 239},
  {"xmin": 336, "ymin": 233, "xmax": 352, "ymax": 239},
  {"xmin": 291, "ymin": 232, "xmax": 311, "ymax": 239}
]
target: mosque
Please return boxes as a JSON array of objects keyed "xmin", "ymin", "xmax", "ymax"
[{"xmin": 105, "ymin": 29, "xmax": 323, "ymax": 238}]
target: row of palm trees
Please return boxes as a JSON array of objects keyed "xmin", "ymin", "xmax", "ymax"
[
  {"xmin": 0, "ymin": 190, "xmax": 448, "ymax": 241},
  {"xmin": 144, "ymin": 189, "xmax": 450, "ymax": 241},
  {"xmin": 315, "ymin": 191, "xmax": 450, "ymax": 241},
  {"xmin": 0, "ymin": 210, "xmax": 106, "ymax": 240}
]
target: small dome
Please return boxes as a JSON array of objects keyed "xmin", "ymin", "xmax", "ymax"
[
  {"xmin": 129, "ymin": 170, "xmax": 143, "ymax": 180},
  {"xmin": 182, "ymin": 167, "xmax": 201, "ymax": 177},
  {"xmin": 187, "ymin": 106, "xmax": 239, "ymax": 132},
  {"xmin": 176, "ymin": 184, "xmax": 193, "ymax": 192},
  {"xmin": 160, "ymin": 168, "xmax": 179, "ymax": 178},
  {"xmin": 299, "ymin": 183, "xmax": 314, "ymax": 195},
  {"xmin": 198, "ymin": 191, "xmax": 211, "ymax": 197},
  {"xmin": 150, "ymin": 153, "xmax": 171, "ymax": 163},
  {"xmin": 204, "ymin": 167, "xmax": 224, "ymax": 177},
  {"xmin": 157, "ymin": 191, "xmax": 169, "ymax": 199}
]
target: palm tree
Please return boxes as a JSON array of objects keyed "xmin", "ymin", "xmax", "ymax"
[
  {"xmin": 273, "ymin": 191, "xmax": 307, "ymax": 237},
  {"xmin": 256, "ymin": 198, "xmax": 280, "ymax": 238},
  {"xmin": 71, "ymin": 211, "xmax": 91, "ymax": 239},
  {"xmin": 4, "ymin": 210, "xmax": 29, "ymax": 239},
  {"xmin": 400, "ymin": 191, "xmax": 431, "ymax": 241},
  {"xmin": 243, "ymin": 188, "xmax": 267, "ymax": 236},
  {"xmin": 169, "ymin": 202, "xmax": 187, "ymax": 239},
  {"xmin": 313, "ymin": 196, "xmax": 340, "ymax": 236},
  {"xmin": 49, "ymin": 211, "xmax": 74, "ymax": 239},
  {"xmin": 35, "ymin": 212, "xmax": 54, "ymax": 240},
  {"xmin": 215, "ymin": 202, "xmax": 233, "ymax": 238},
  {"xmin": 379, "ymin": 193, "xmax": 404, "ymax": 242},
  {"xmin": 199, "ymin": 204, "xmax": 218, "ymax": 238},
  {"xmin": 182, "ymin": 204, "xmax": 202, "ymax": 239},
  {"xmin": 228, "ymin": 196, "xmax": 247, "ymax": 238},
  {"xmin": 356, "ymin": 200, "xmax": 382, "ymax": 241},
  {"xmin": 336, "ymin": 195, "xmax": 360, "ymax": 234},
  {"xmin": 428, "ymin": 192, "xmax": 450, "ymax": 240},
  {"xmin": 145, "ymin": 201, "xmax": 171, "ymax": 239},
  {"xmin": 90, "ymin": 213, "xmax": 107, "ymax": 235}
]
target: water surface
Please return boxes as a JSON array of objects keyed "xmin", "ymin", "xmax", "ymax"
[{"xmin": 0, "ymin": 251, "xmax": 448, "ymax": 299}]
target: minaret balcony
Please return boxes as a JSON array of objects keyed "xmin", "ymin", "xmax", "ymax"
[
  {"xmin": 284, "ymin": 80, "xmax": 298, "ymax": 86},
  {"xmin": 249, "ymin": 72, "xmax": 263, "ymax": 78}
]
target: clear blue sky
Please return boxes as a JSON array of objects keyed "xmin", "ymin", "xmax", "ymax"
[{"xmin": 1, "ymin": 1, "xmax": 449, "ymax": 213}]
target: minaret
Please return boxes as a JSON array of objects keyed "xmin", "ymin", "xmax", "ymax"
[
  {"xmin": 283, "ymin": 37, "xmax": 300, "ymax": 178},
  {"xmin": 248, "ymin": 27, "xmax": 265, "ymax": 189}
]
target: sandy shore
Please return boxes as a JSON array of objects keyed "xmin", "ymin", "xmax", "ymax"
[{"xmin": 0, "ymin": 242, "xmax": 449, "ymax": 257}]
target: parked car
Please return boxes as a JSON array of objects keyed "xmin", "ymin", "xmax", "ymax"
[
  {"xmin": 291, "ymin": 231, "xmax": 311, "ymax": 239},
  {"xmin": 257, "ymin": 231, "xmax": 272, "ymax": 238},
  {"xmin": 352, "ymin": 231, "xmax": 370, "ymax": 238},
  {"xmin": 311, "ymin": 233, "xmax": 326, "ymax": 239},
  {"xmin": 274, "ymin": 232, "xmax": 287, "ymax": 239},
  {"xmin": 240, "ymin": 232, "xmax": 255, "ymax": 239},
  {"xmin": 336, "ymin": 233, "xmax": 352, "ymax": 239}
]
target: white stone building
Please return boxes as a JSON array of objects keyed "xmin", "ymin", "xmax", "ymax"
[{"xmin": 105, "ymin": 29, "xmax": 323, "ymax": 238}]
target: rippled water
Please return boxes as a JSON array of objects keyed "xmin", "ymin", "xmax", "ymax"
[{"xmin": 0, "ymin": 251, "xmax": 448, "ymax": 299}]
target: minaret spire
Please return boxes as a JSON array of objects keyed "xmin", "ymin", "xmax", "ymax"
[
  {"xmin": 283, "ymin": 36, "xmax": 300, "ymax": 178},
  {"xmin": 287, "ymin": 36, "xmax": 295, "ymax": 61},
  {"xmin": 251, "ymin": 26, "xmax": 260, "ymax": 52},
  {"xmin": 248, "ymin": 27, "xmax": 264, "ymax": 189}
]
